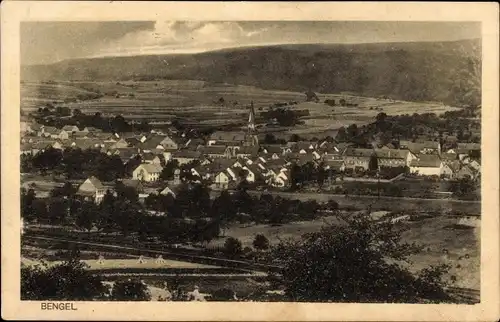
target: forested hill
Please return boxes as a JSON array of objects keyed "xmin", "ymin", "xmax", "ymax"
[{"xmin": 22, "ymin": 38, "xmax": 481, "ymax": 107}]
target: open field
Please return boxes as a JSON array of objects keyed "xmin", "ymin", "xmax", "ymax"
[
  {"xmin": 22, "ymin": 257, "xmax": 219, "ymax": 270},
  {"xmin": 22, "ymin": 80, "xmax": 460, "ymax": 134},
  {"xmin": 210, "ymin": 214, "xmax": 479, "ymax": 290}
]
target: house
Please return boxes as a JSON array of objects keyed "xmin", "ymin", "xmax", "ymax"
[
  {"xmin": 62, "ymin": 125, "xmax": 79, "ymax": 133},
  {"xmin": 323, "ymin": 160, "xmax": 346, "ymax": 172},
  {"xmin": 123, "ymin": 133, "xmax": 148, "ymax": 143},
  {"xmin": 40, "ymin": 126, "xmax": 59, "ymax": 138},
  {"xmin": 110, "ymin": 138, "xmax": 129, "ymax": 149},
  {"xmin": 440, "ymin": 163, "xmax": 454, "ymax": 178},
  {"xmin": 468, "ymin": 159, "xmax": 480, "ymax": 172},
  {"xmin": 171, "ymin": 150, "xmax": 201, "ymax": 165},
  {"xmin": 51, "ymin": 141, "xmax": 64, "ymax": 150},
  {"xmin": 53, "ymin": 129, "xmax": 69, "ymax": 140},
  {"xmin": 159, "ymin": 186, "xmax": 176, "ymax": 198},
  {"xmin": 409, "ymin": 154, "xmax": 443, "ymax": 176},
  {"xmin": 76, "ymin": 176, "xmax": 106, "ymax": 203},
  {"xmin": 399, "ymin": 140, "xmax": 440, "ymax": 155},
  {"xmin": 375, "ymin": 149, "xmax": 415, "ymax": 168},
  {"xmin": 261, "ymin": 145, "xmax": 284, "ymax": 156},
  {"xmin": 267, "ymin": 169, "xmax": 290, "ymax": 188},
  {"xmin": 125, "ymin": 137, "xmax": 142, "ymax": 147},
  {"xmin": 457, "ymin": 143, "xmax": 481, "ymax": 154},
  {"xmin": 200, "ymin": 145, "xmax": 230, "ymax": 159},
  {"xmin": 110, "ymin": 147, "xmax": 139, "ymax": 163},
  {"xmin": 182, "ymin": 138, "xmax": 204, "ymax": 149},
  {"xmin": 159, "ymin": 135, "xmax": 179, "ymax": 150},
  {"xmin": 380, "ymin": 143, "xmax": 396, "ymax": 149},
  {"xmin": 71, "ymin": 138, "xmax": 103, "ymax": 150},
  {"xmin": 342, "ymin": 148, "xmax": 373, "ymax": 171},
  {"xmin": 72, "ymin": 131, "xmax": 90, "ymax": 139},
  {"xmin": 191, "ymin": 166, "xmax": 213, "ymax": 181},
  {"xmin": 292, "ymin": 142, "xmax": 316, "ymax": 154},
  {"xmin": 235, "ymin": 146, "xmax": 259, "ymax": 158},
  {"xmin": 21, "ymin": 143, "xmax": 34, "ymax": 155},
  {"xmin": 208, "ymin": 131, "xmax": 247, "ymax": 145},
  {"xmin": 440, "ymin": 153, "xmax": 458, "ymax": 164},
  {"xmin": 213, "ymin": 170, "xmax": 231, "ymax": 190},
  {"xmin": 241, "ymin": 164, "xmax": 264, "ymax": 183},
  {"xmin": 142, "ymin": 152, "xmax": 162, "ymax": 165},
  {"xmin": 172, "ymin": 169, "xmax": 182, "ymax": 186},
  {"xmin": 132, "ymin": 163, "xmax": 163, "ymax": 182},
  {"xmin": 92, "ymin": 133, "xmax": 117, "ymax": 143},
  {"xmin": 317, "ymin": 141, "xmax": 341, "ymax": 154},
  {"xmin": 455, "ymin": 165, "xmax": 477, "ymax": 180}
]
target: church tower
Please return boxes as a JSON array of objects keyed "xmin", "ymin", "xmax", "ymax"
[
  {"xmin": 244, "ymin": 101, "xmax": 259, "ymax": 147},
  {"xmin": 248, "ymin": 101, "xmax": 256, "ymax": 132}
]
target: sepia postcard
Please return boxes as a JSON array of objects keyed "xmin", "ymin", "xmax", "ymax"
[{"xmin": 1, "ymin": 1, "xmax": 499, "ymax": 321}]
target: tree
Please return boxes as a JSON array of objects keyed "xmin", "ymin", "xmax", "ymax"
[
  {"xmin": 21, "ymin": 188, "xmax": 37, "ymax": 222},
  {"xmin": 271, "ymin": 212, "xmax": 452, "ymax": 303},
  {"xmin": 32, "ymin": 199, "xmax": 48, "ymax": 222},
  {"xmin": 21, "ymin": 254, "xmax": 109, "ymax": 300},
  {"xmin": 111, "ymin": 279, "xmax": 151, "ymax": 301},
  {"xmin": 264, "ymin": 133, "xmax": 277, "ymax": 144},
  {"xmin": 72, "ymin": 108, "xmax": 83, "ymax": 117},
  {"xmin": 210, "ymin": 190, "xmax": 235, "ymax": 235},
  {"xmin": 160, "ymin": 160, "xmax": 179, "ymax": 180},
  {"xmin": 369, "ymin": 154, "xmax": 378, "ymax": 171},
  {"xmin": 449, "ymin": 178, "xmax": 475, "ymax": 197},
  {"xmin": 224, "ymin": 237, "xmax": 243, "ymax": 259},
  {"xmin": 253, "ymin": 234, "xmax": 270, "ymax": 251},
  {"xmin": 336, "ymin": 126, "xmax": 348, "ymax": 142},
  {"xmin": 51, "ymin": 182, "xmax": 76, "ymax": 198},
  {"xmin": 209, "ymin": 288, "xmax": 237, "ymax": 301},
  {"xmin": 75, "ymin": 200, "xmax": 99, "ymax": 232},
  {"xmin": 47, "ymin": 198, "xmax": 68, "ymax": 225},
  {"xmin": 290, "ymin": 134, "xmax": 301, "ymax": 142},
  {"xmin": 115, "ymin": 182, "xmax": 139, "ymax": 204},
  {"xmin": 316, "ymin": 164, "xmax": 327, "ymax": 188}
]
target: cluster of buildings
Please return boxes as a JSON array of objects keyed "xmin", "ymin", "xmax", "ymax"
[{"xmin": 21, "ymin": 104, "xmax": 481, "ymax": 203}]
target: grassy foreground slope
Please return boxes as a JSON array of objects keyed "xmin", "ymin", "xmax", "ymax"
[{"xmin": 22, "ymin": 39, "xmax": 481, "ymax": 107}]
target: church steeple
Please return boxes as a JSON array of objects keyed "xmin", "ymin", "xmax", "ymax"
[
  {"xmin": 248, "ymin": 101, "xmax": 256, "ymax": 132},
  {"xmin": 243, "ymin": 101, "xmax": 259, "ymax": 147}
]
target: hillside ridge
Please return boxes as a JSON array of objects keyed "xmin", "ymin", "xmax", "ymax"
[{"xmin": 22, "ymin": 39, "xmax": 481, "ymax": 107}]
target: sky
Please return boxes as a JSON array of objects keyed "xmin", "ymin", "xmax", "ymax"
[{"xmin": 21, "ymin": 21, "xmax": 481, "ymax": 65}]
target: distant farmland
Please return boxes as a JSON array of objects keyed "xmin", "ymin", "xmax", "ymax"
[{"xmin": 21, "ymin": 80, "xmax": 460, "ymax": 135}]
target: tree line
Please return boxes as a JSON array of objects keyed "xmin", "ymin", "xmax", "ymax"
[
  {"xmin": 33, "ymin": 108, "xmax": 152, "ymax": 134},
  {"xmin": 21, "ymin": 147, "xmax": 143, "ymax": 181}
]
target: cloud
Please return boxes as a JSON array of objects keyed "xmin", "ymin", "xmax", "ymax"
[{"xmin": 95, "ymin": 21, "xmax": 258, "ymax": 57}]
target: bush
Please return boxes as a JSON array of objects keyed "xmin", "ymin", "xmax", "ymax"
[
  {"xmin": 210, "ymin": 288, "xmax": 237, "ymax": 301},
  {"xmin": 224, "ymin": 237, "xmax": 243, "ymax": 258},
  {"xmin": 253, "ymin": 234, "xmax": 270, "ymax": 251},
  {"xmin": 111, "ymin": 279, "xmax": 151, "ymax": 301}
]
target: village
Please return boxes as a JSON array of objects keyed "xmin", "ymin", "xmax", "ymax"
[{"xmin": 20, "ymin": 100, "xmax": 481, "ymax": 205}]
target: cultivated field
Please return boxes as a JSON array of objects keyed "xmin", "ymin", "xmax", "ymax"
[{"xmin": 21, "ymin": 80, "xmax": 460, "ymax": 135}]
